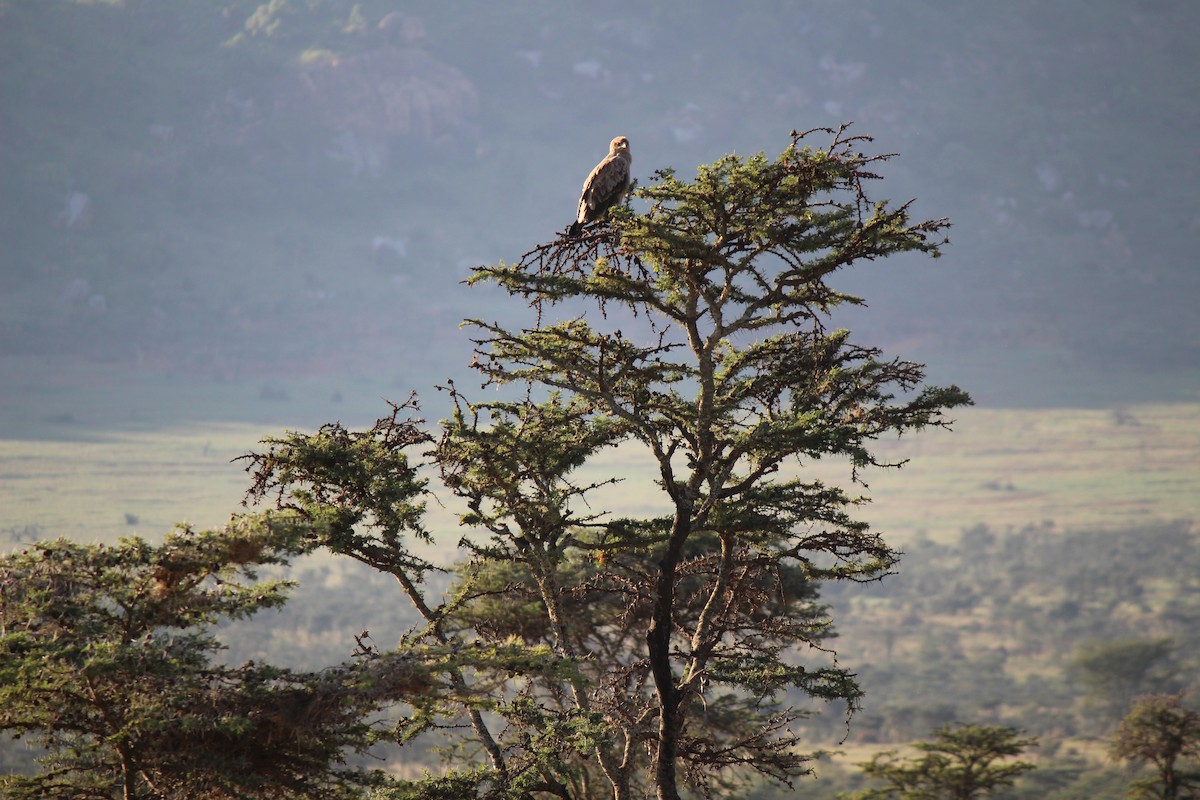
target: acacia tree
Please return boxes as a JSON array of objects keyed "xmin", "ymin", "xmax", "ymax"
[
  {"xmin": 462, "ymin": 126, "xmax": 969, "ymax": 799},
  {"xmin": 1110, "ymin": 693, "xmax": 1200, "ymax": 800},
  {"xmin": 846, "ymin": 724, "xmax": 1038, "ymax": 800},
  {"xmin": 0, "ymin": 515, "xmax": 433, "ymax": 799},
  {"xmin": 232, "ymin": 126, "xmax": 971, "ymax": 799}
]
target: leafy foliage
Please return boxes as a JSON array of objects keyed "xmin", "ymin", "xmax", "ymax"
[
  {"xmin": 0, "ymin": 517, "xmax": 428, "ymax": 799},
  {"xmin": 1110, "ymin": 693, "xmax": 1200, "ymax": 800},
  {"xmin": 845, "ymin": 724, "xmax": 1038, "ymax": 800},
  {"xmin": 240, "ymin": 128, "xmax": 970, "ymax": 800}
]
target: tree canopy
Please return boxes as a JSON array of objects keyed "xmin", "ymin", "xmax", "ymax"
[
  {"xmin": 441, "ymin": 125, "xmax": 970, "ymax": 799},
  {"xmin": 1111, "ymin": 693, "xmax": 1200, "ymax": 800},
  {"xmin": 0, "ymin": 517, "xmax": 430, "ymax": 799},
  {"xmin": 846, "ymin": 724, "xmax": 1038, "ymax": 800}
]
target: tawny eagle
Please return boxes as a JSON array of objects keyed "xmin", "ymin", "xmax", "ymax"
[{"xmin": 568, "ymin": 136, "xmax": 632, "ymax": 236}]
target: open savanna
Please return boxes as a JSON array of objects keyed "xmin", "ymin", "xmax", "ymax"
[
  {"xmin": 2, "ymin": 399, "xmax": 1197, "ymax": 550},
  {"xmin": 821, "ymin": 402, "xmax": 1200, "ymax": 541}
]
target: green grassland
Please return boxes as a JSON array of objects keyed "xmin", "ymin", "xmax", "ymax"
[
  {"xmin": 822, "ymin": 402, "xmax": 1200, "ymax": 541},
  {"xmin": 0, "ymin": 353, "xmax": 406, "ymax": 544},
  {"xmin": 3, "ymin": 381, "xmax": 1197, "ymax": 549}
]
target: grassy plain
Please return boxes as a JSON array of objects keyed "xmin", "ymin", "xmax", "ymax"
[
  {"xmin": 1, "ymin": 354, "xmax": 408, "ymax": 544},
  {"xmin": 2, "ymin": 362, "xmax": 1197, "ymax": 549},
  {"xmin": 818, "ymin": 402, "xmax": 1200, "ymax": 540}
]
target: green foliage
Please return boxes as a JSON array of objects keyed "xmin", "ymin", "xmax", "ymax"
[
  {"xmin": 242, "ymin": 395, "xmax": 607, "ymax": 800},
  {"xmin": 1110, "ymin": 693, "xmax": 1200, "ymax": 800},
  {"xmin": 0, "ymin": 516, "xmax": 425, "ymax": 799},
  {"xmin": 242, "ymin": 398, "xmax": 436, "ymax": 580},
  {"xmin": 845, "ymin": 724, "xmax": 1038, "ymax": 800},
  {"xmin": 1035, "ymin": 768, "xmax": 1133, "ymax": 800},
  {"xmin": 376, "ymin": 767, "xmax": 499, "ymax": 800}
]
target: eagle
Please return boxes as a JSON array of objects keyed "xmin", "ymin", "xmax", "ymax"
[{"xmin": 568, "ymin": 136, "xmax": 632, "ymax": 237}]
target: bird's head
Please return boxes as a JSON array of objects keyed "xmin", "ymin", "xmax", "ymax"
[{"xmin": 610, "ymin": 136, "xmax": 630, "ymax": 155}]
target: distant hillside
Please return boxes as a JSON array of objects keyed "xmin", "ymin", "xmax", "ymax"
[{"xmin": 2, "ymin": 0, "xmax": 1197, "ymax": 408}]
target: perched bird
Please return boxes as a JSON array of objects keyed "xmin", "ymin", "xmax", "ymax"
[{"xmin": 568, "ymin": 136, "xmax": 632, "ymax": 236}]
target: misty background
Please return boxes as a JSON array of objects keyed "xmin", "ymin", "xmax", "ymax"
[{"xmin": 2, "ymin": 0, "xmax": 1197, "ymax": 435}]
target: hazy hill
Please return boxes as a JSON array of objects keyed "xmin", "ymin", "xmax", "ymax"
[{"xmin": 2, "ymin": 0, "xmax": 1198, "ymax": 417}]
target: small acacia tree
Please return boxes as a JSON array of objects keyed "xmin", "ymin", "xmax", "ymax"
[
  {"xmin": 845, "ymin": 723, "xmax": 1038, "ymax": 800},
  {"xmin": 245, "ymin": 126, "xmax": 970, "ymax": 799},
  {"xmin": 1110, "ymin": 693, "xmax": 1200, "ymax": 800},
  {"xmin": 0, "ymin": 515, "xmax": 433, "ymax": 799}
]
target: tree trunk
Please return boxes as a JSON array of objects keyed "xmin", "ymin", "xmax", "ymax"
[{"xmin": 647, "ymin": 510, "xmax": 691, "ymax": 800}]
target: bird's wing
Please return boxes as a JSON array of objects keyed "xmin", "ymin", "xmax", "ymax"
[{"xmin": 577, "ymin": 153, "xmax": 631, "ymax": 223}]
